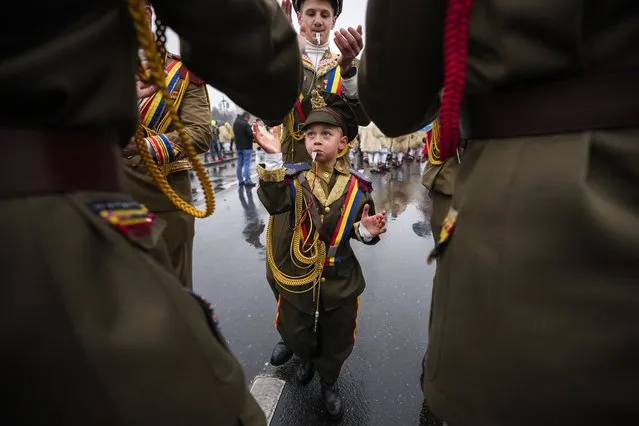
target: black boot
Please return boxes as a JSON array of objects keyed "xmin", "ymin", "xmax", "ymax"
[
  {"xmin": 270, "ymin": 340, "xmax": 293, "ymax": 366},
  {"xmin": 321, "ymin": 380, "xmax": 344, "ymax": 421},
  {"xmin": 295, "ymin": 359, "xmax": 314, "ymax": 386}
]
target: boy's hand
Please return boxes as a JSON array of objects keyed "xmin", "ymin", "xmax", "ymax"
[
  {"xmin": 252, "ymin": 122, "xmax": 281, "ymax": 154},
  {"xmin": 361, "ymin": 204, "xmax": 387, "ymax": 237}
]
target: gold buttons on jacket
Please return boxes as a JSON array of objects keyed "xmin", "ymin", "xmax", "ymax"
[
  {"xmin": 324, "ymin": 206, "xmax": 331, "ymax": 214},
  {"xmin": 320, "ymin": 277, "xmax": 326, "ymax": 283}
]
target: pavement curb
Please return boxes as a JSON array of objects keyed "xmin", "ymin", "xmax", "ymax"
[{"xmin": 250, "ymin": 374, "xmax": 286, "ymax": 425}]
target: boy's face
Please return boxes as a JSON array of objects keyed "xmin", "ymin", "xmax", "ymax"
[{"xmin": 304, "ymin": 123, "xmax": 348, "ymax": 164}]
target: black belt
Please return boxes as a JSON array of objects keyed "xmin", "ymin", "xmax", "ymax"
[
  {"xmin": 465, "ymin": 67, "xmax": 639, "ymax": 140},
  {"xmin": 0, "ymin": 127, "xmax": 123, "ymax": 198}
]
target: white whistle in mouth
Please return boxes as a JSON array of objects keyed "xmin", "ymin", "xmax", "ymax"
[
  {"xmin": 311, "ymin": 151, "xmax": 318, "ymax": 161},
  {"xmin": 315, "ymin": 32, "xmax": 321, "ymax": 45}
]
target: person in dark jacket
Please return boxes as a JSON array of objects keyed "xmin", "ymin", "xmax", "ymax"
[{"xmin": 233, "ymin": 111, "xmax": 255, "ymax": 186}]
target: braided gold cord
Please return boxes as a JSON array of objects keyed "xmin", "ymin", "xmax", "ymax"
[
  {"xmin": 427, "ymin": 119, "xmax": 444, "ymax": 165},
  {"xmin": 265, "ymin": 179, "xmax": 326, "ymax": 293},
  {"xmin": 128, "ymin": 0, "xmax": 215, "ymax": 218}
]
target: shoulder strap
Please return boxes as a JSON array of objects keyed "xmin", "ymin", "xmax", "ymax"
[{"xmin": 297, "ymin": 174, "xmax": 331, "ymax": 243}]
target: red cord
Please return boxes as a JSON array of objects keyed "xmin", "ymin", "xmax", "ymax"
[{"xmin": 439, "ymin": 0, "xmax": 473, "ymax": 160}]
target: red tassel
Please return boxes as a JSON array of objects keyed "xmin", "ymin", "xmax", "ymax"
[{"xmin": 439, "ymin": 0, "xmax": 473, "ymax": 160}]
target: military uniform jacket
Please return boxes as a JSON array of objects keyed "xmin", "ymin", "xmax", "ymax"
[
  {"xmin": 257, "ymin": 161, "xmax": 379, "ymax": 314},
  {"xmin": 123, "ymin": 53, "xmax": 212, "ymax": 212},
  {"xmin": 266, "ymin": 50, "xmax": 370, "ymax": 163}
]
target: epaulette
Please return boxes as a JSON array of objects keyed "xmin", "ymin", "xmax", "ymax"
[
  {"xmin": 349, "ymin": 168, "xmax": 373, "ymax": 192},
  {"xmin": 284, "ymin": 162, "xmax": 311, "ymax": 176}
]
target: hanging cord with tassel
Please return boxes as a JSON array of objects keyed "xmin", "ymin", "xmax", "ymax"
[{"xmin": 128, "ymin": 0, "xmax": 215, "ymax": 218}]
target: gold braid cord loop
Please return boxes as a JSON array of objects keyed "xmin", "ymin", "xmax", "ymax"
[{"xmin": 128, "ymin": 0, "xmax": 215, "ymax": 218}]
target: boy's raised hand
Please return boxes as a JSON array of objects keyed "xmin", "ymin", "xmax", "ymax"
[
  {"xmin": 252, "ymin": 122, "xmax": 281, "ymax": 154},
  {"xmin": 361, "ymin": 204, "xmax": 387, "ymax": 237}
]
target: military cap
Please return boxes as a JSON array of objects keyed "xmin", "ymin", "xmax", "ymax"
[
  {"xmin": 293, "ymin": 0, "xmax": 342, "ymax": 17},
  {"xmin": 301, "ymin": 90, "xmax": 357, "ymax": 141}
]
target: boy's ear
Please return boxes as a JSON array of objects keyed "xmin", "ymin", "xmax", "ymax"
[{"xmin": 338, "ymin": 135, "xmax": 348, "ymax": 150}]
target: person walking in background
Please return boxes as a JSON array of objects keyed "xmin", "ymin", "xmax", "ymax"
[
  {"xmin": 210, "ymin": 120, "xmax": 224, "ymax": 162},
  {"xmin": 233, "ymin": 111, "xmax": 256, "ymax": 186},
  {"xmin": 219, "ymin": 121, "xmax": 234, "ymax": 154}
]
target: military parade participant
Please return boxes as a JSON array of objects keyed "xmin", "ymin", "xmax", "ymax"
[
  {"xmin": 267, "ymin": 0, "xmax": 371, "ymax": 369},
  {"xmin": 253, "ymin": 90, "xmax": 386, "ymax": 420},
  {"xmin": 122, "ymin": 1, "xmax": 212, "ymax": 289},
  {"xmin": 360, "ymin": 1, "xmax": 639, "ymax": 425},
  {"xmin": 1, "ymin": 0, "xmax": 302, "ymax": 424}
]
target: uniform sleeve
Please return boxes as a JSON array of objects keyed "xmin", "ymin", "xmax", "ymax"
[
  {"xmin": 145, "ymin": 81, "xmax": 212, "ymax": 165},
  {"xmin": 256, "ymin": 165, "xmax": 293, "ymax": 215},
  {"xmin": 351, "ymin": 192, "xmax": 380, "ymax": 245},
  {"xmin": 358, "ymin": 0, "xmax": 446, "ymax": 136},
  {"xmin": 152, "ymin": 0, "xmax": 302, "ymax": 122}
]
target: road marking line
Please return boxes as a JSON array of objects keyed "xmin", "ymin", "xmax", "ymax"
[{"xmin": 249, "ymin": 374, "xmax": 286, "ymax": 424}]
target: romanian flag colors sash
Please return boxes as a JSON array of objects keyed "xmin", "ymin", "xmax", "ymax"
[
  {"xmin": 325, "ymin": 177, "xmax": 361, "ymax": 266},
  {"xmin": 289, "ymin": 175, "xmax": 362, "ymax": 265},
  {"xmin": 324, "ymin": 66, "xmax": 343, "ymax": 95},
  {"xmin": 137, "ymin": 58, "xmax": 190, "ymax": 135}
]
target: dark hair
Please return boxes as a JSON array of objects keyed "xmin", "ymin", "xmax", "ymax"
[
  {"xmin": 242, "ymin": 111, "xmax": 251, "ymax": 119},
  {"xmin": 298, "ymin": 0, "xmax": 338, "ymax": 15}
]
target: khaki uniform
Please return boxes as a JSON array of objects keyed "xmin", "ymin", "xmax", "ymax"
[
  {"xmin": 257, "ymin": 162, "xmax": 379, "ymax": 384},
  {"xmin": 2, "ymin": 0, "xmax": 301, "ymax": 424},
  {"xmin": 360, "ymin": 1, "xmax": 639, "ymax": 425},
  {"xmin": 264, "ymin": 50, "xmax": 370, "ymax": 300},
  {"xmin": 123, "ymin": 53, "xmax": 212, "ymax": 289}
]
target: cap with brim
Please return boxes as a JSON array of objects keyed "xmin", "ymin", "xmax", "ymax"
[{"xmin": 300, "ymin": 91, "xmax": 358, "ymax": 142}]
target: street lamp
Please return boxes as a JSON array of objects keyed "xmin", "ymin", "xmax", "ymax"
[{"xmin": 220, "ymin": 97, "xmax": 229, "ymax": 114}]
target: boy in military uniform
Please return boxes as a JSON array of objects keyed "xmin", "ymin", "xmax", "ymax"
[
  {"xmin": 266, "ymin": 0, "xmax": 371, "ymax": 367},
  {"xmin": 253, "ymin": 90, "xmax": 387, "ymax": 421}
]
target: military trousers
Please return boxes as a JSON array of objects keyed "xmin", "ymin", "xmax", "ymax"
[
  {"xmin": 0, "ymin": 191, "xmax": 266, "ymax": 426},
  {"xmin": 276, "ymin": 295, "xmax": 359, "ymax": 385},
  {"xmin": 423, "ymin": 130, "xmax": 639, "ymax": 426},
  {"xmin": 155, "ymin": 209, "xmax": 195, "ymax": 289}
]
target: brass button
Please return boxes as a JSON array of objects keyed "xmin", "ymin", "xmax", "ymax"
[
  {"xmin": 320, "ymin": 277, "xmax": 326, "ymax": 283},
  {"xmin": 324, "ymin": 206, "xmax": 331, "ymax": 214},
  {"xmin": 323, "ymin": 172, "xmax": 330, "ymax": 178}
]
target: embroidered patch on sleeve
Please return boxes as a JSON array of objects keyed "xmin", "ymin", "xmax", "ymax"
[{"xmin": 88, "ymin": 200, "xmax": 155, "ymax": 238}]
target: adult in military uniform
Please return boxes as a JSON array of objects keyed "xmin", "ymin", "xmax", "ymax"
[
  {"xmin": 1, "ymin": 1, "xmax": 301, "ymax": 424},
  {"xmin": 360, "ymin": 1, "xmax": 639, "ymax": 425},
  {"xmin": 253, "ymin": 90, "xmax": 387, "ymax": 420},
  {"xmin": 267, "ymin": 0, "xmax": 371, "ymax": 368},
  {"xmin": 122, "ymin": 2, "xmax": 211, "ymax": 289}
]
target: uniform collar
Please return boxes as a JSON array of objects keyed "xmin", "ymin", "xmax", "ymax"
[{"xmin": 311, "ymin": 158, "xmax": 349, "ymax": 184}]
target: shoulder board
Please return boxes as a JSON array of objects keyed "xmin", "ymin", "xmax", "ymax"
[
  {"xmin": 167, "ymin": 53, "xmax": 205, "ymax": 85},
  {"xmin": 284, "ymin": 162, "xmax": 311, "ymax": 176},
  {"xmin": 349, "ymin": 168, "xmax": 373, "ymax": 192},
  {"xmin": 177, "ymin": 64, "xmax": 205, "ymax": 85}
]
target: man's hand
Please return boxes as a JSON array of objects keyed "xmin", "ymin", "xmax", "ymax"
[
  {"xmin": 122, "ymin": 136, "xmax": 138, "ymax": 158},
  {"xmin": 334, "ymin": 25, "xmax": 364, "ymax": 71},
  {"xmin": 252, "ymin": 122, "xmax": 281, "ymax": 154},
  {"xmin": 360, "ymin": 203, "xmax": 387, "ymax": 237},
  {"xmin": 298, "ymin": 23, "xmax": 309, "ymax": 56},
  {"xmin": 136, "ymin": 78, "xmax": 158, "ymax": 99}
]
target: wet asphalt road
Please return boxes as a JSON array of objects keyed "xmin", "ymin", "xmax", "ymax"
[{"xmin": 190, "ymin": 155, "xmax": 442, "ymax": 425}]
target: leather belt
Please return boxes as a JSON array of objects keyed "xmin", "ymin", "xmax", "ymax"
[
  {"xmin": 0, "ymin": 127, "xmax": 124, "ymax": 198},
  {"xmin": 465, "ymin": 67, "xmax": 639, "ymax": 140}
]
